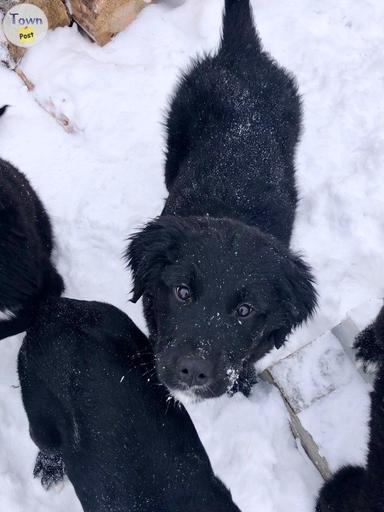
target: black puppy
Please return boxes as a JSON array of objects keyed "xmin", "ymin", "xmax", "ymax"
[
  {"xmin": 18, "ymin": 298, "xmax": 241, "ymax": 512},
  {"xmin": 127, "ymin": 0, "xmax": 317, "ymax": 400},
  {"xmin": 316, "ymin": 305, "xmax": 384, "ymax": 512},
  {"xmin": 0, "ymin": 106, "xmax": 64, "ymax": 340}
]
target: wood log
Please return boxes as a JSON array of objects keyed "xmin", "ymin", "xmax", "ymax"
[
  {"xmin": 29, "ymin": 0, "xmax": 70, "ymax": 28},
  {"xmin": 69, "ymin": 0, "xmax": 152, "ymax": 46}
]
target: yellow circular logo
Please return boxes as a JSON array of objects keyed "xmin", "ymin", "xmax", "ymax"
[{"xmin": 2, "ymin": 3, "xmax": 48, "ymax": 48}]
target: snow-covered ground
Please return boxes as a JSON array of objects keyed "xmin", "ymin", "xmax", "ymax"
[{"xmin": 0, "ymin": 0, "xmax": 384, "ymax": 510}]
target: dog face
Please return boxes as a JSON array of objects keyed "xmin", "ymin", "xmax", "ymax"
[{"xmin": 127, "ymin": 216, "xmax": 317, "ymax": 400}]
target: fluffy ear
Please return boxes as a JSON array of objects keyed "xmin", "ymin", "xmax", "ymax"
[
  {"xmin": 272, "ymin": 251, "xmax": 318, "ymax": 349},
  {"xmin": 125, "ymin": 216, "xmax": 188, "ymax": 303}
]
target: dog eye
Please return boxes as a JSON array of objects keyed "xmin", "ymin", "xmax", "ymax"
[
  {"xmin": 175, "ymin": 285, "xmax": 192, "ymax": 302},
  {"xmin": 236, "ymin": 303, "xmax": 254, "ymax": 318}
]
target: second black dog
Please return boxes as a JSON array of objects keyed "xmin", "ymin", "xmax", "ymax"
[
  {"xmin": 0, "ymin": 106, "xmax": 64, "ymax": 340},
  {"xmin": 18, "ymin": 298, "xmax": 241, "ymax": 512}
]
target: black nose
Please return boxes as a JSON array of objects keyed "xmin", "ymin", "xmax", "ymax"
[{"xmin": 177, "ymin": 357, "xmax": 213, "ymax": 388}]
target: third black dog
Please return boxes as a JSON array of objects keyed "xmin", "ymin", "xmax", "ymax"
[
  {"xmin": 316, "ymin": 305, "xmax": 384, "ymax": 512},
  {"xmin": 18, "ymin": 298, "xmax": 241, "ymax": 512},
  {"xmin": 0, "ymin": 106, "xmax": 64, "ymax": 340},
  {"xmin": 126, "ymin": 0, "xmax": 317, "ymax": 400}
]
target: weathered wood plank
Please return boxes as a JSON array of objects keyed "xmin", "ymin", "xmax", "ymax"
[{"xmin": 261, "ymin": 369, "xmax": 333, "ymax": 481}]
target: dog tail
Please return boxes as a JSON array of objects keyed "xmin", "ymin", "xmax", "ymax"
[
  {"xmin": 220, "ymin": 0, "xmax": 261, "ymax": 55},
  {"xmin": 0, "ymin": 105, "xmax": 9, "ymax": 118}
]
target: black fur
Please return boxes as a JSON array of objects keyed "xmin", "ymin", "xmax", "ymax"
[
  {"xmin": 18, "ymin": 298, "xmax": 240, "ymax": 512},
  {"xmin": 316, "ymin": 305, "xmax": 384, "ymax": 512},
  {"xmin": 0, "ymin": 106, "xmax": 64, "ymax": 340},
  {"xmin": 126, "ymin": 0, "xmax": 317, "ymax": 399}
]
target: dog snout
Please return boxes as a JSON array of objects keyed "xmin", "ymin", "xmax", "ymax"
[{"xmin": 177, "ymin": 356, "xmax": 213, "ymax": 388}]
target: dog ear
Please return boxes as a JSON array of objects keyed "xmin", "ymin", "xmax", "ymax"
[
  {"xmin": 126, "ymin": 216, "xmax": 188, "ymax": 303},
  {"xmin": 272, "ymin": 251, "xmax": 317, "ymax": 349}
]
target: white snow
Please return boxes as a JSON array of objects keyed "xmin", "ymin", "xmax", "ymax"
[
  {"xmin": 270, "ymin": 331, "xmax": 366, "ymax": 415},
  {"xmin": 0, "ymin": 0, "xmax": 383, "ymax": 510}
]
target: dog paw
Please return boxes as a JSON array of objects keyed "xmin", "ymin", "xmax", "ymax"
[{"xmin": 33, "ymin": 451, "xmax": 65, "ymax": 490}]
